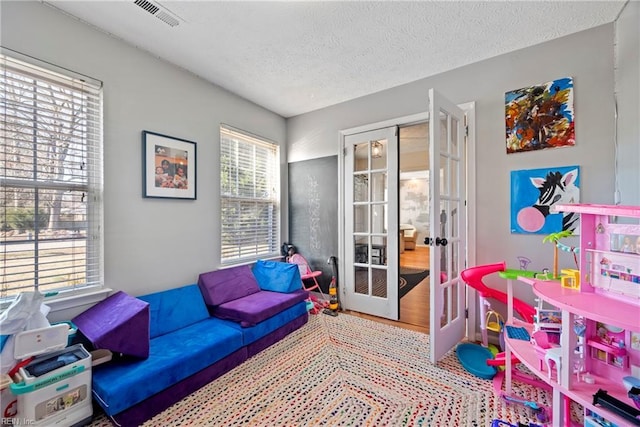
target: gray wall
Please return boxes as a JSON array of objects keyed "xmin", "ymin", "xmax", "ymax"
[
  {"xmin": 288, "ymin": 24, "xmax": 622, "ymax": 300},
  {"xmin": 1, "ymin": 1, "xmax": 287, "ymax": 297},
  {"xmin": 616, "ymin": 1, "xmax": 640, "ymax": 206},
  {"xmin": 288, "ymin": 156, "xmax": 339, "ymax": 292}
]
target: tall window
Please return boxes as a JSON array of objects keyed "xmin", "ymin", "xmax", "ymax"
[
  {"xmin": 220, "ymin": 125, "xmax": 279, "ymax": 264},
  {"xmin": 1, "ymin": 54, "xmax": 103, "ymax": 299}
]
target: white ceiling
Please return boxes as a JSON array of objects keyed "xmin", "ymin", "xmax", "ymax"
[{"xmin": 45, "ymin": 1, "xmax": 627, "ymax": 118}]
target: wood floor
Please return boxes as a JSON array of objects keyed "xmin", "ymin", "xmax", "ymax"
[
  {"xmin": 399, "ymin": 245, "xmax": 430, "ymax": 328},
  {"xmin": 345, "ymin": 245, "xmax": 430, "ymax": 334}
]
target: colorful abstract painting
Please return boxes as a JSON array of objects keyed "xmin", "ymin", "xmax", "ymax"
[
  {"xmin": 505, "ymin": 77, "xmax": 575, "ymax": 154},
  {"xmin": 511, "ymin": 165, "xmax": 580, "ymax": 234}
]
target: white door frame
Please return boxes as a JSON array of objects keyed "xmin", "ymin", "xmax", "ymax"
[
  {"xmin": 338, "ymin": 106, "xmax": 477, "ymax": 339},
  {"xmin": 462, "ymin": 102, "xmax": 477, "ymax": 343}
]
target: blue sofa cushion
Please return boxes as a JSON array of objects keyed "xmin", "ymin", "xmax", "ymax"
[
  {"xmin": 138, "ymin": 284, "xmax": 209, "ymax": 339},
  {"xmin": 214, "ymin": 289, "xmax": 308, "ymax": 327},
  {"xmin": 252, "ymin": 260, "xmax": 302, "ymax": 293},
  {"xmin": 92, "ymin": 318, "xmax": 243, "ymax": 416}
]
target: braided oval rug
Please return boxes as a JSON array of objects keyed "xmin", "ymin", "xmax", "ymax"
[{"xmin": 89, "ymin": 314, "xmax": 553, "ymax": 426}]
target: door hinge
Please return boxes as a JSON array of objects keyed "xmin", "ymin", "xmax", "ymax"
[
  {"xmin": 465, "ymin": 308, "xmax": 469, "ymax": 319},
  {"xmin": 465, "ymin": 125, "xmax": 469, "ymax": 137}
]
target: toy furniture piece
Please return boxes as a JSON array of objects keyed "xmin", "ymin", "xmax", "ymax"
[
  {"xmin": 560, "ymin": 268, "xmax": 580, "ymax": 290},
  {"xmin": 544, "ymin": 347, "xmax": 562, "ymax": 380},
  {"xmin": 503, "ymin": 204, "xmax": 640, "ymax": 427},
  {"xmin": 486, "ymin": 309, "xmax": 504, "ymax": 334},
  {"xmin": 531, "ymin": 330, "xmax": 559, "ymax": 372},
  {"xmin": 401, "ymin": 224, "xmax": 418, "ymax": 250},
  {"xmin": 532, "ymin": 298, "xmax": 562, "ymax": 347},
  {"xmin": 288, "ymin": 253, "xmax": 326, "ymax": 298}
]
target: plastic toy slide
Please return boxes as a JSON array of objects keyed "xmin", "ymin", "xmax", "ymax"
[{"xmin": 460, "ymin": 262, "xmax": 535, "ymax": 323}]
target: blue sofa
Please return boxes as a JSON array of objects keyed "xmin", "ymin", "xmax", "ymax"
[{"xmin": 89, "ymin": 263, "xmax": 308, "ymax": 427}]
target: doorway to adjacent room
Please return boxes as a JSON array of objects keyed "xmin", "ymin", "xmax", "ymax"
[
  {"xmin": 398, "ymin": 122, "xmax": 431, "ymax": 329},
  {"xmin": 340, "ymin": 92, "xmax": 476, "ymax": 362}
]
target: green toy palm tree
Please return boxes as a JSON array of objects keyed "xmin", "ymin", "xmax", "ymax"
[{"xmin": 543, "ymin": 230, "xmax": 574, "ymax": 279}]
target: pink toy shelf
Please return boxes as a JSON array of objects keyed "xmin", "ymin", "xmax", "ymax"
[{"xmin": 502, "ymin": 204, "xmax": 640, "ymax": 427}]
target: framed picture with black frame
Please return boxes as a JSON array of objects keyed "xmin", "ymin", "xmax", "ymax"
[{"xmin": 142, "ymin": 130, "xmax": 197, "ymax": 200}]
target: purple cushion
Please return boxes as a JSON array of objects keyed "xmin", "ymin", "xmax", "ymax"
[
  {"xmin": 214, "ymin": 289, "xmax": 308, "ymax": 327},
  {"xmin": 198, "ymin": 265, "xmax": 261, "ymax": 306},
  {"xmin": 73, "ymin": 291, "xmax": 150, "ymax": 358}
]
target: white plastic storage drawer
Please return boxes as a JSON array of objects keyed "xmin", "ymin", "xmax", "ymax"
[{"xmin": 11, "ymin": 344, "xmax": 92, "ymax": 426}]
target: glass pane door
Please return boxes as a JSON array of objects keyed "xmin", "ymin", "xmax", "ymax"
[
  {"xmin": 344, "ymin": 127, "xmax": 398, "ymax": 320},
  {"xmin": 428, "ymin": 88, "xmax": 467, "ymax": 363}
]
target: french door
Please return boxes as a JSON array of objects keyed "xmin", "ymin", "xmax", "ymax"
[
  {"xmin": 344, "ymin": 127, "xmax": 399, "ymax": 320},
  {"xmin": 428, "ymin": 88, "xmax": 467, "ymax": 363},
  {"xmin": 339, "ymin": 90, "xmax": 471, "ymax": 361}
]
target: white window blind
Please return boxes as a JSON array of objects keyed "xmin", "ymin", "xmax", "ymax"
[
  {"xmin": 220, "ymin": 125, "xmax": 279, "ymax": 264},
  {"xmin": 1, "ymin": 53, "xmax": 103, "ymax": 299}
]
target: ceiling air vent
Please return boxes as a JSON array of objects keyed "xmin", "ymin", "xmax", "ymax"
[
  {"xmin": 133, "ymin": 0, "xmax": 181, "ymax": 28},
  {"xmin": 154, "ymin": 11, "xmax": 180, "ymax": 27}
]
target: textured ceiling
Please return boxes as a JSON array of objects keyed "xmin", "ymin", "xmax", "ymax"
[{"xmin": 45, "ymin": 1, "xmax": 626, "ymax": 118}]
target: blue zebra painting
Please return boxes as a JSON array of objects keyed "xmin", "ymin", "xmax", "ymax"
[{"xmin": 511, "ymin": 166, "xmax": 580, "ymax": 234}]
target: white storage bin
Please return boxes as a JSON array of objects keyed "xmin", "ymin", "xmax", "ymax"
[{"xmin": 10, "ymin": 326, "xmax": 92, "ymax": 426}]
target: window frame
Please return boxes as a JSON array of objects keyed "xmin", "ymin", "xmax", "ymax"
[
  {"xmin": 219, "ymin": 124, "xmax": 280, "ymax": 265},
  {"xmin": 1, "ymin": 50, "xmax": 104, "ymax": 302}
]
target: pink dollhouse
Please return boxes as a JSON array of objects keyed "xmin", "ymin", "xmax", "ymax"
[{"xmin": 503, "ymin": 204, "xmax": 640, "ymax": 427}]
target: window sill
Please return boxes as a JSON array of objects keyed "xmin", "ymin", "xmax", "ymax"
[
  {"xmin": 44, "ymin": 287, "xmax": 113, "ymax": 312},
  {"xmin": 43, "ymin": 287, "xmax": 113, "ymax": 322},
  {"xmin": 1, "ymin": 287, "xmax": 113, "ymax": 323},
  {"xmin": 221, "ymin": 254, "xmax": 284, "ymax": 268}
]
